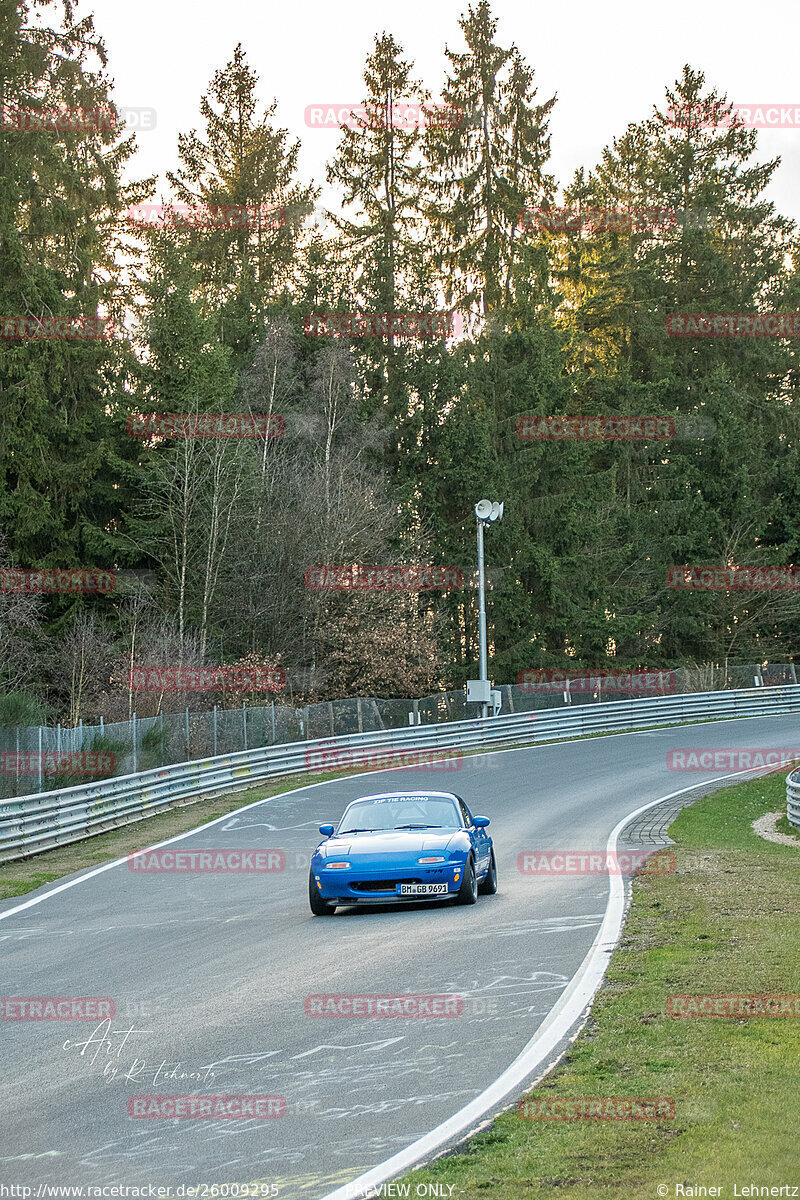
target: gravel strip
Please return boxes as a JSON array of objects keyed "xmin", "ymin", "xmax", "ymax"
[{"xmin": 751, "ymin": 810, "xmax": 800, "ymax": 846}]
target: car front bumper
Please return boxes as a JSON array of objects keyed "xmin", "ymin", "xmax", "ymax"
[{"xmin": 312, "ymin": 861, "xmax": 465, "ymax": 903}]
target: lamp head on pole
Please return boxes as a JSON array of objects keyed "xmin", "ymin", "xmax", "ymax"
[{"xmin": 475, "ymin": 499, "xmax": 504, "ymax": 523}]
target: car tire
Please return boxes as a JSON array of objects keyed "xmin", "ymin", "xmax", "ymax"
[
  {"xmin": 455, "ymin": 855, "xmax": 478, "ymax": 905},
  {"xmin": 478, "ymin": 848, "xmax": 498, "ymax": 895},
  {"xmin": 309, "ymin": 870, "xmax": 337, "ymax": 916}
]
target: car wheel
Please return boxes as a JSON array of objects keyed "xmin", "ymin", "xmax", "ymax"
[
  {"xmin": 455, "ymin": 855, "xmax": 478, "ymax": 905},
  {"xmin": 478, "ymin": 848, "xmax": 497, "ymax": 895},
  {"xmin": 309, "ymin": 870, "xmax": 336, "ymax": 916}
]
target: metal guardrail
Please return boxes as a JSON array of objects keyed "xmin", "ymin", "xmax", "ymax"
[
  {"xmin": 3, "ymin": 663, "xmax": 798, "ymax": 802},
  {"xmin": 787, "ymin": 767, "xmax": 800, "ymax": 831},
  {"xmin": 2, "ymin": 685, "xmax": 800, "ymax": 864}
]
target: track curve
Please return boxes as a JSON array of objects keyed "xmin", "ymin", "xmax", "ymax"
[{"xmin": 1, "ymin": 715, "xmax": 796, "ymax": 1199}]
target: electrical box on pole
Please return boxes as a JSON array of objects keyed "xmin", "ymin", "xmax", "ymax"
[{"xmin": 466, "ymin": 680, "xmax": 492, "ymax": 705}]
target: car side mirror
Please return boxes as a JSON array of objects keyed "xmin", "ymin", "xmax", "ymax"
[
  {"xmin": 473, "ymin": 816, "xmax": 490, "ymax": 828},
  {"xmin": 319, "ymin": 824, "xmax": 335, "ymax": 837}
]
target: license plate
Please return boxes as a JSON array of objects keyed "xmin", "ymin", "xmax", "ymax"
[{"xmin": 398, "ymin": 883, "xmax": 448, "ymax": 896}]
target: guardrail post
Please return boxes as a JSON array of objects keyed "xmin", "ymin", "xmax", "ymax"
[
  {"xmin": 185, "ymin": 707, "xmax": 190, "ymax": 759},
  {"xmin": 132, "ymin": 712, "xmax": 137, "ymax": 773},
  {"xmin": 243, "ymin": 702, "xmax": 248, "ymax": 752},
  {"xmin": 357, "ymin": 697, "xmax": 363, "ymax": 733},
  {"xmin": 270, "ymin": 701, "xmax": 275, "ymax": 744},
  {"xmin": 37, "ymin": 727, "xmax": 42, "ymax": 793},
  {"xmin": 787, "ymin": 767, "xmax": 800, "ymax": 832},
  {"xmin": 213, "ymin": 705, "xmax": 218, "ymax": 757},
  {"xmin": 57, "ymin": 723, "xmax": 62, "ymax": 753}
]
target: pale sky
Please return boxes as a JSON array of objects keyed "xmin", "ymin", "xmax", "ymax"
[{"xmin": 84, "ymin": 0, "xmax": 800, "ymax": 226}]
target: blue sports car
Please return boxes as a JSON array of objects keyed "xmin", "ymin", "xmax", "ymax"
[{"xmin": 308, "ymin": 789, "xmax": 497, "ymax": 915}]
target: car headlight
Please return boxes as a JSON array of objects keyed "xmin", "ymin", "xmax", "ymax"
[
  {"xmin": 324, "ymin": 862, "xmax": 351, "ymax": 869},
  {"xmin": 417, "ymin": 856, "xmax": 446, "ymax": 864}
]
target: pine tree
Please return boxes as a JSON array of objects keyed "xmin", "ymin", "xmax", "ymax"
[
  {"xmin": 323, "ymin": 28, "xmax": 461, "ymax": 622},
  {"xmin": 165, "ymin": 43, "xmax": 318, "ymax": 363},
  {"xmin": 0, "ymin": 0, "xmax": 148, "ymax": 584},
  {"xmin": 326, "ymin": 32, "xmax": 428, "ymax": 316},
  {"xmin": 422, "ymin": 1, "xmax": 555, "ymax": 323},
  {"xmin": 552, "ymin": 66, "xmax": 797, "ymax": 663},
  {"xmin": 324, "ymin": 33, "xmax": 435, "ymax": 448}
]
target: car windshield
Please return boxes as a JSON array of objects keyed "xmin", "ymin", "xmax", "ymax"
[{"xmin": 338, "ymin": 795, "xmax": 462, "ymax": 834}]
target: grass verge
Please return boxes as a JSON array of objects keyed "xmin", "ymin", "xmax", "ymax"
[{"xmin": 402, "ymin": 769, "xmax": 800, "ymax": 1197}]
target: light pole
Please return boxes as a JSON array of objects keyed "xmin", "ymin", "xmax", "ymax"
[{"xmin": 474, "ymin": 499, "xmax": 503, "ymax": 717}]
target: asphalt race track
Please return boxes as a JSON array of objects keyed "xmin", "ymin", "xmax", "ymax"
[{"xmin": 1, "ymin": 714, "xmax": 797, "ymax": 1199}]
